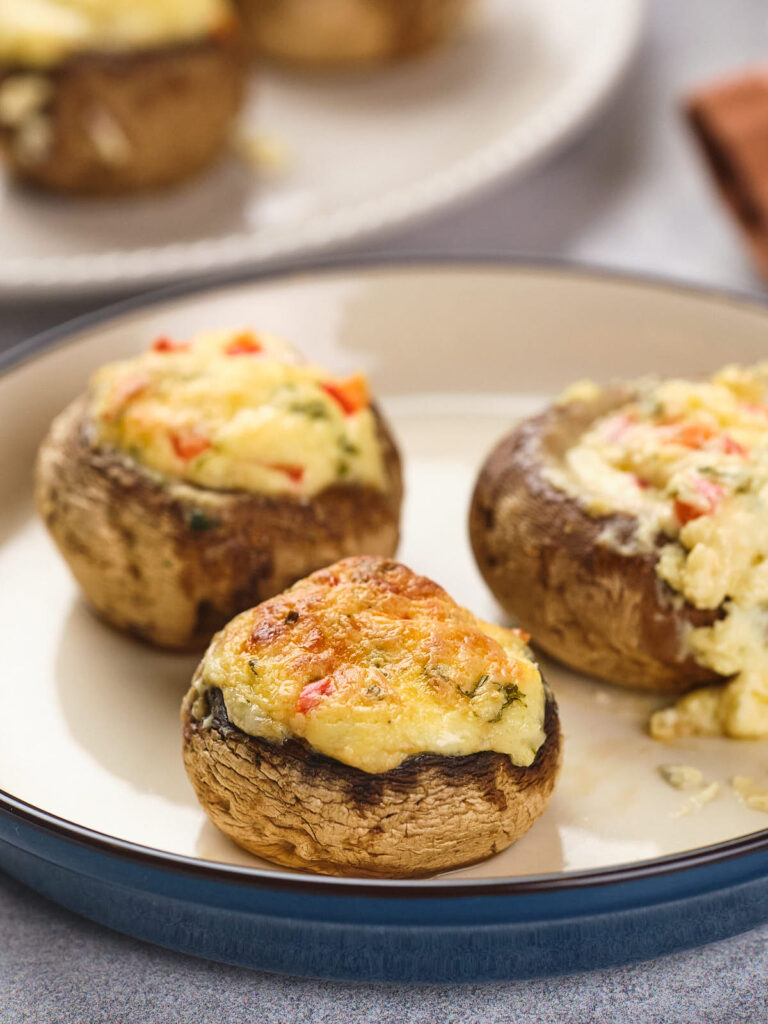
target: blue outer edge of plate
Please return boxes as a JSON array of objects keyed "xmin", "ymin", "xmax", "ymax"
[
  {"xmin": 3, "ymin": 255, "xmax": 768, "ymax": 983},
  {"xmin": 2, "ymin": 806, "xmax": 768, "ymax": 983}
]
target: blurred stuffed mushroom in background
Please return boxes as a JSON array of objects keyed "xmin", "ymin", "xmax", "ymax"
[
  {"xmin": 234, "ymin": 0, "xmax": 475, "ymax": 69},
  {"xmin": 0, "ymin": 0, "xmax": 245, "ymax": 194}
]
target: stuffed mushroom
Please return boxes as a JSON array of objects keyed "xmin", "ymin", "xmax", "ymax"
[
  {"xmin": 0, "ymin": 0, "xmax": 244, "ymax": 195},
  {"xmin": 470, "ymin": 365, "xmax": 768, "ymax": 743},
  {"xmin": 235, "ymin": 0, "xmax": 473, "ymax": 68},
  {"xmin": 182, "ymin": 556, "xmax": 561, "ymax": 877},
  {"xmin": 35, "ymin": 328, "xmax": 402, "ymax": 650}
]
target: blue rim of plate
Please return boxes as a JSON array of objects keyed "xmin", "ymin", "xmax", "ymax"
[{"xmin": 3, "ymin": 252, "xmax": 768, "ymax": 900}]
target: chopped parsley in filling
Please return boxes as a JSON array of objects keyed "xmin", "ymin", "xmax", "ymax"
[
  {"xmin": 191, "ymin": 559, "xmax": 546, "ymax": 773},
  {"xmin": 89, "ymin": 327, "xmax": 387, "ymax": 497},
  {"xmin": 554, "ymin": 364, "xmax": 768, "ymax": 740}
]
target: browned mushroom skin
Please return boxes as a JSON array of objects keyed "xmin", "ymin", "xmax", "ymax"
[
  {"xmin": 35, "ymin": 394, "xmax": 403, "ymax": 650},
  {"xmin": 469, "ymin": 391, "xmax": 723, "ymax": 694},
  {"xmin": 182, "ymin": 680, "xmax": 561, "ymax": 878},
  {"xmin": 235, "ymin": 0, "xmax": 472, "ymax": 67},
  {"xmin": 0, "ymin": 33, "xmax": 244, "ymax": 195}
]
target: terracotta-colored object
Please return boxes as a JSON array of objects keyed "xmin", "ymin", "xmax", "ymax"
[{"xmin": 687, "ymin": 71, "xmax": 768, "ymax": 281}]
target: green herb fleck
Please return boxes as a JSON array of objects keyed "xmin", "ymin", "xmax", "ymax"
[
  {"xmin": 248, "ymin": 659, "xmax": 259, "ymax": 675},
  {"xmin": 641, "ymin": 396, "xmax": 663, "ymax": 418},
  {"xmin": 337, "ymin": 459, "xmax": 350, "ymax": 479},
  {"xmin": 186, "ymin": 508, "xmax": 219, "ymax": 531},
  {"xmin": 291, "ymin": 400, "xmax": 329, "ymax": 420},
  {"xmin": 339, "ymin": 437, "xmax": 360, "ymax": 455},
  {"xmin": 458, "ymin": 673, "xmax": 489, "ymax": 699},
  {"xmin": 488, "ymin": 683, "xmax": 524, "ymax": 723},
  {"xmin": 698, "ymin": 464, "xmax": 750, "ymax": 492},
  {"xmin": 285, "ymin": 609, "xmax": 299, "ymax": 624}
]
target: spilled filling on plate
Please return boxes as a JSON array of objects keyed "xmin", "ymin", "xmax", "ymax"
[
  {"xmin": 89, "ymin": 327, "xmax": 387, "ymax": 498},
  {"xmin": 189, "ymin": 558, "xmax": 547, "ymax": 774},
  {"xmin": 551, "ymin": 364, "xmax": 768, "ymax": 741},
  {"xmin": 0, "ymin": 0, "xmax": 233, "ymax": 66}
]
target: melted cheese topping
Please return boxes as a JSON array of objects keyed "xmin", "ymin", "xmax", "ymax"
[
  {"xmin": 89, "ymin": 328, "xmax": 387, "ymax": 498},
  {"xmin": 191, "ymin": 557, "xmax": 547, "ymax": 774},
  {"xmin": 0, "ymin": 0, "xmax": 232, "ymax": 67},
  {"xmin": 552, "ymin": 364, "xmax": 768, "ymax": 741}
]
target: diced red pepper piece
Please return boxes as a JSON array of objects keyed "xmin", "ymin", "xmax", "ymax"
[
  {"xmin": 152, "ymin": 336, "xmax": 189, "ymax": 353},
  {"xmin": 675, "ymin": 499, "xmax": 703, "ymax": 525},
  {"xmin": 665, "ymin": 421, "xmax": 747, "ymax": 456},
  {"xmin": 674, "ymin": 477, "xmax": 724, "ymax": 524},
  {"xmin": 602, "ymin": 413, "xmax": 635, "ymax": 443},
  {"xmin": 225, "ymin": 331, "xmax": 263, "ymax": 356},
  {"xmin": 296, "ymin": 678, "xmax": 335, "ymax": 715},
  {"xmin": 321, "ymin": 374, "xmax": 369, "ymax": 415},
  {"xmin": 668, "ymin": 422, "xmax": 717, "ymax": 448},
  {"xmin": 721, "ymin": 434, "xmax": 747, "ymax": 456},
  {"xmin": 268, "ymin": 462, "xmax": 304, "ymax": 483},
  {"xmin": 103, "ymin": 375, "xmax": 149, "ymax": 420},
  {"xmin": 170, "ymin": 428, "xmax": 212, "ymax": 461},
  {"xmin": 635, "ymin": 476, "xmax": 650, "ymax": 489}
]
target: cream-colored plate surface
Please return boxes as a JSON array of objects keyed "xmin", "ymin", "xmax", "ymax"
[
  {"xmin": 0, "ymin": 0, "xmax": 642, "ymax": 295},
  {"xmin": 2, "ymin": 263, "xmax": 768, "ymax": 880}
]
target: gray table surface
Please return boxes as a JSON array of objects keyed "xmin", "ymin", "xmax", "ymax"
[{"xmin": 2, "ymin": 1, "xmax": 768, "ymax": 1020}]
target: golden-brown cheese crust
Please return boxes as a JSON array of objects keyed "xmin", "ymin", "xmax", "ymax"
[
  {"xmin": 194, "ymin": 557, "xmax": 546, "ymax": 771},
  {"xmin": 235, "ymin": 0, "xmax": 472, "ymax": 67},
  {"xmin": 469, "ymin": 392, "xmax": 723, "ymax": 692},
  {"xmin": 35, "ymin": 394, "xmax": 403, "ymax": 649},
  {"xmin": 181, "ymin": 681, "xmax": 561, "ymax": 878},
  {"xmin": 0, "ymin": 34, "xmax": 244, "ymax": 195}
]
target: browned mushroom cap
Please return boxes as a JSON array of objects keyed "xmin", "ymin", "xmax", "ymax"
[
  {"xmin": 469, "ymin": 391, "xmax": 723, "ymax": 693},
  {"xmin": 35, "ymin": 395, "xmax": 403, "ymax": 650},
  {"xmin": 182, "ymin": 681, "xmax": 561, "ymax": 878},
  {"xmin": 0, "ymin": 32, "xmax": 244, "ymax": 196},
  {"xmin": 234, "ymin": 0, "xmax": 473, "ymax": 67}
]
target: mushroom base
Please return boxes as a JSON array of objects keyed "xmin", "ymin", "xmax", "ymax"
[
  {"xmin": 35, "ymin": 396, "xmax": 403, "ymax": 650},
  {"xmin": 0, "ymin": 37, "xmax": 244, "ymax": 196},
  {"xmin": 470, "ymin": 396, "xmax": 723, "ymax": 694},
  {"xmin": 182, "ymin": 686, "xmax": 561, "ymax": 878}
]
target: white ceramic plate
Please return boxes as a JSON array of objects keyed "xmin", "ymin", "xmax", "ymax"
[
  {"xmin": 0, "ymin": 0, "xmax": 643, "ymax": 296},
  {"xmin": 2, "ymin": 261, "xmax": 768, "ymax": 883}
]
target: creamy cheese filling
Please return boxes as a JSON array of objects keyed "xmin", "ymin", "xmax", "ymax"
[
  {"xmin": 89, "ymin": 328, "xmax": 387, "ymax": 498},
  {"xmin": 551, "ymin": 364, "xmax": 768, "ymax": 740},
  {"xmin": 189, "ymin": 561, "xmax": 547, "ymax": 774},
  {"xmin": 0, "ymin": 0, "xmax": 232, "ymax": 67}
]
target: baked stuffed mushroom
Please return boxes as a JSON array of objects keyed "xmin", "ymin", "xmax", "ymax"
[
  {"xmin": 182, "ymin": 556, "xmax": 561, "ymax": 877},
  {"xmin": 235, "ymin": 0, "xmax": 473, "ymax": 68},
  {"xmin": 35, "ymin": 328, "xmax": 402, "ymax": 650},
  {"xmin": 470, "ymin": 365, "xmax": 768, "ymax": 743},
  {"xmin": 0, "ymin": 0, "xmax": 244, "ymax": 194}
]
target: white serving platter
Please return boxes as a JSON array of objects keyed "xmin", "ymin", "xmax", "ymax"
[
  {"xmin": 0, "ymin": 0, "xmax": 643, "ymax": 295},
  {"xmin": 2, "ymin": 260, "xmax": 767, "ymax": 884}
]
